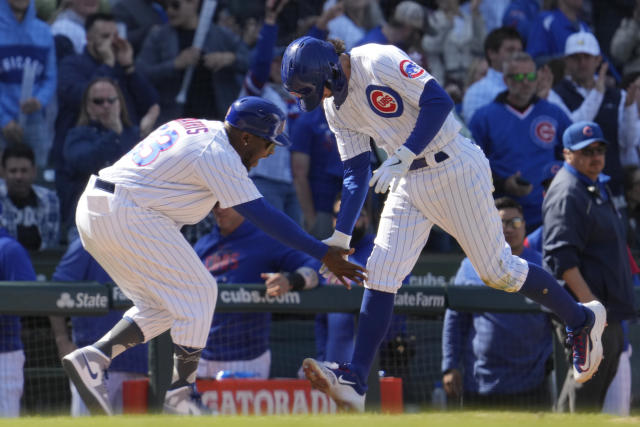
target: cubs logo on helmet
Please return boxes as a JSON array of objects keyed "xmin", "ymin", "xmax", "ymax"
[
  {"xmin": 399, "ymin": 59, "xmax": 425, "ymax": 79},
  {"xmin": 529, "ymin": 116, "xmax": 557, "ymax": 149},
  {"xmin": 366, "ymin": 85, "xmax": 404, "ymax": 118},
  {"xmin": 582, "ymin": 125, "xmax": 593, "ymax": 137}
]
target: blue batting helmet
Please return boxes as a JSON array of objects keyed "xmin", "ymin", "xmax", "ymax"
[
  {"xmin": 281, "ymin": 36, "xmax": 348, "ymax": 112},
  {"xmin": 225, "ymin": 96, "xmax": 290, "ymax": 146}
]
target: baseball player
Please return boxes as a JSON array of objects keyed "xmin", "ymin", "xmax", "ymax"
[
  {"xmin": 281, "ymin": 36, "xmax": 606, "ymax": 412},
  {"xmin": 61, "ymin": 96, "xmax": 366, "ymax": 416},
  {"xmin": 0, "ymin": 204, "xmax": 37, "ymax": 417}
]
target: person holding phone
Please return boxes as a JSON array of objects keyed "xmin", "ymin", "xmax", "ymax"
[{"xmin": 469, "ymin": 51, "xmax": 571, "ymax": 232}]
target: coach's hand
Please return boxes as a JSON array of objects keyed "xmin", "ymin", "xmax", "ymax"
[
  {"xmin": 319, "ymin": 230, "xmax": 351, "ymax": 278},
  {"xmin": 443, "ymin": 368, "xmax": 462, "ymax": 398},
  {"xmin": 369, "ymin": 146, "xmax": 416, "ymax": 193},
  {"xmin": 321, "ymin": 247, "xmax": 367, "ymax": 289}
]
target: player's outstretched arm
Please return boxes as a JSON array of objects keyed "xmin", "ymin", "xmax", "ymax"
[{"xmin": 234, "ymin": 197, "xmax": 367, "ymax": 286}]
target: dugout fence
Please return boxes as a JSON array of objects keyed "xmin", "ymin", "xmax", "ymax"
[{"xmin": 1, "ymin": 252, "xmax": 640, "ymax": 415}]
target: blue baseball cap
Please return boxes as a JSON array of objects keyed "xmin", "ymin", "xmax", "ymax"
[{"xmin": 562, "ymin": 121, "xmax": 608, "ymax": 151}]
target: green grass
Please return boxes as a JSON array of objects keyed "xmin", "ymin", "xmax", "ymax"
[{"xmin": 2, "ymin": 412, "xmax": 639, "ymax": 427}]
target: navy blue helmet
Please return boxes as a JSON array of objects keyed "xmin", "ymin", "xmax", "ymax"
[
  {"xmin": 225, "ymin": 96, "xmax": 289, "ymax": 147},
  {"xmin": 281, "ymin": 36, "xmax": 348, "ymax": 112}
]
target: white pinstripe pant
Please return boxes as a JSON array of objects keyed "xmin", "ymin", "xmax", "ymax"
[
  {"xmin": 76, "ymin": 176, "xmax": 218, "ymax": 348},
  {"xmin": 366, "ymin": 135, "xmax": 529, "ymax": 293}
]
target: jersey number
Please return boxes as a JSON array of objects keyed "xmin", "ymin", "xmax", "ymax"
[{"xmin": 131, "ymin": 126, "xmax": 179, "ymax": 166}]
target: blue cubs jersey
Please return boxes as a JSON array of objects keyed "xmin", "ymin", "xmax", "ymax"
[
  {"xmin": 52, "ymin": 239, "xmax": 148, "ymax": 374},
  {"xmin": 0, "ymin": 227, "xmax": 36, "ymax": 352},
  {"xmin": 290, "ymin": 108, "xmax": 343, "ymax": 213},
  {"xmin": 469, "ymin": 94, "xmax": 571, "ymax": 226},
  {"xmin": 195, "ymin": 220, "xmax": 320, "ymax": 361}
]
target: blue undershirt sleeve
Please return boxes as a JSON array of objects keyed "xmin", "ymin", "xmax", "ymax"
[
  {"xmin": 234, "ymin": 197, "xmax": 328, "ymax": 260},
  {"xmin": 403, "ymin": 79, "xmax": 454, "ymax": 154},
  {"xmin": 335, "ymin": 152, "xmax": 371, "ymax": 235},
  {"xmin": 248, "ymin": 23, "xmax": 278, "ymax": 87}
]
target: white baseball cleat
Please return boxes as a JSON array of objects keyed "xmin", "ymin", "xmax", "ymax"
[
  {"xmin": 164, "ymin": 384, "xmax": 211, "ymax": 415},
  {"xmin": 301, "ymin": 358, "xmax": 366, "ymax": 412},
  {"xmin": 567, "ymin": 300, "xmax": 607, "ymax": 384},
  {"xmin": 62, "ymin": 346, "xmax": 112, "ymax": 415}
]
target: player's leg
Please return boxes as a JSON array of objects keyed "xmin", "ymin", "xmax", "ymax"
[
  {"xmin": 303, "ymin": 192, "xmax": 431, "ymax": 412},
  {"xmin": 325, "ymin": 313, "xmax": 356, "ymax": 362},
  {"xmin": 73, "ymin": 184, "xmax": 215, "ymax": 414},
  {"xmin": 0, "ymin": 350, "xmax": 24, "ymax": 417},
  {"xmin": 429, "ymin": 137, "xmax": 605, "ymax": 383}
]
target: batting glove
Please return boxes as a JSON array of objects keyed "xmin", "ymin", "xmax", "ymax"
[
  {"xmin": 369, "ymin": 146, "xmax": 417, "ymax": 194},
  {"xmin": 319, "ymin": 230, "xmax": 351, "ymax": 278}
]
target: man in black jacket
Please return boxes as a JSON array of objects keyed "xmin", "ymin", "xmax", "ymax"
[{"xmin": 543, "ymin": 121, "xmax": 637, "ymax": 412}]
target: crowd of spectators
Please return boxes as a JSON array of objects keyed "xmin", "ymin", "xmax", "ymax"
[{"xmin": 1, "ymin": 0, "xmax": 640, "ymax": 417}]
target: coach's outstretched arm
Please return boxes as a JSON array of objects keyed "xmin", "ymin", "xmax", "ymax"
[{"xmin": 234, "ymin": 197, "xmax": 366, "ymax": 288}]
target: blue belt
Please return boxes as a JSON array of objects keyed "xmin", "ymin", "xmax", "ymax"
[
  {"xmin": 94, "ymin": 178, "xmax": 115, "ymax": 194},
  {"xmin": 409, "ymin": 151, "xmax": 449, "ymax": 171}
]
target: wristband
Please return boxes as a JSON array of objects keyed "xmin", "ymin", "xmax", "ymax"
[{"xmin": 283, "ymin": 272, "xmax": 306, "ymax": 291}]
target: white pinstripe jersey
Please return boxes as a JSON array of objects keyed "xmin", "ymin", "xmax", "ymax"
[
  {"xmin": 323, "ymin": 44, "xmax": 463, "ymax": 161},
  {"xmin": 99, "ymin": 119, "xmax": 261, "ymax": 226}
]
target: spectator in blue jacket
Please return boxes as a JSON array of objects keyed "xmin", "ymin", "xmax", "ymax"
[
  {"xmin": 0, "ymin": 203, "xmax": 37, "ymax": 417},
  {"xmin": 526, "ymin": 0, "xmax": 591, "ymax": 63},
  {"xmin": 501, "ymin": 0, "xmax": 541, "ymax": 46},
  {"xmin": 0, "ymin": 0, "xmax": 57, "ymax": 168},
  {"xmin": 194, "ymin": 204, "xmax": 319, "ymax": 379},
  {"xmin": 53, "ymin": 12, "xmax": 159, "ymax": 240},
  {"xmin": 469, "ymin": 52, "xmax": 571, "ymax": 231},
  {"xmin": 60, "ymin": 77, "xmax": 140, "ymax": 242},
  {"xmin": 49, "ymin": 238, "xmax": 148, "ymax": 415},
  {"xmin": 291, "ymin": 107, "xmax": 343, "ymax": 239},
  {"xmin": 442, "ymin": 197, "xmax": 553, "ymax": 410}
]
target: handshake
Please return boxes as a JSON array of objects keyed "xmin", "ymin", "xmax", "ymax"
[{"xmin": 319, "ymin": 230, "xmax": 367, "ymax": 289}]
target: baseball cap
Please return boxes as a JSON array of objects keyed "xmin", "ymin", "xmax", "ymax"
[
  {"xmin": 393, "ymin": 1, "xmax": 425, "ymax": 32},
  {"xmin": 565, "ymin": 31, "xmax": 600, "ymax": 56},
  {"xmin": 562, "ymin": 121, "xmax": 608, "ymax": 151}
]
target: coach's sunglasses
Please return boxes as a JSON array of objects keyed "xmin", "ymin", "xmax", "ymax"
[
  {"xmin": 91, "ymin": 97, "xmax": 118, "ymax": 106},
  {"xmin": 507, "ymin": 72, "xmax": 537, "ymax": 82},
  {"xmin": 578, "ymin": 146, "xmax": 607, "ymax": 157}
]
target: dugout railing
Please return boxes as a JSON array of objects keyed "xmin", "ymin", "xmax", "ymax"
[{"xmin": 2, "ymin": 279, "xmax": 640, "ymax": 414}]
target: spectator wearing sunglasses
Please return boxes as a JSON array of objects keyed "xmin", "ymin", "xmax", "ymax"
[
  {"xmin": 548, "ymin": 32, "xmax": 640, "ymax": 212},
  {"xmin": 60, "ymin": 77, "xmax": 139, "ymax": 241},
  {"xmin": 442, "ymin": 196, "xmax": 554, "ymax": 410},
  {"xmin": 469, "ymin": 52, "xmax": 571, "ymax": 232},
  {"xmin": 543, "ymin": 121, "xmax": 636, "ymax": 412}
]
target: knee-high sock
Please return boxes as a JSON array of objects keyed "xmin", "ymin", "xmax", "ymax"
[
  {"xmin": 519, "ymin": 262, "xmax": 586, "ymax": 330},
  {"xmin": 93, "ymin": 316, "xmax": 144, "ymax": 360},
  {"xmin": 169, "ymin": 344, "xmax": 202, "ymax": 389},
  {"xmin": 350, "ymin": 289, "xmax": 395, "ymax": 388}
]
